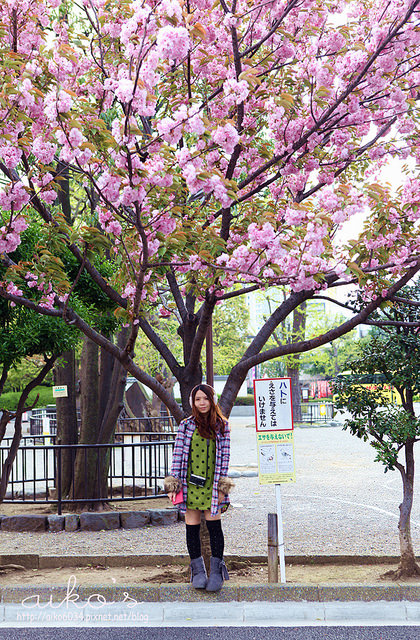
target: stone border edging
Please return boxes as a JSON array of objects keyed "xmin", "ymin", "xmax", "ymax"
[
  {"xmin": 2, "ymin": 553, "xmax": 417, "ymax": 569},
  {"xmin": 0, "ymin": 508, "xmax": 182, "ymax": 533}
]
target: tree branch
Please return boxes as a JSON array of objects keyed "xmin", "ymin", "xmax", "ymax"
[
  {"xmin": 0, "ymin": 287, "xmax": 183, "ymax": 421},
  {"xmin": 184, "ymin": 295, "xmax": 215, "ymax": 375},
  {"xmin": 239, "ymin": 261, "xmax": 420, "ymax": 369},
  {"xmin": 137, "ymin": 315, "xmax": 182, "ymax": 376},
  {"xmin": 166, "ymin": 269, "xmax": 187, "ymax": 321},
  {"xmin": 364, "ymin": 319, "xmax": 420, "ymax": 328},
  {"xmin": 389, "ymin": 296, "xmax": 420, "ymax": 307}
]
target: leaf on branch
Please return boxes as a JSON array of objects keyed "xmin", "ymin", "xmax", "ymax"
[
  {"xmin": 79, "ymin": 226, "xmax": 112, "ymax": 252},
  {"xmin": 238, "ymin": 71, "xmax": 261, "ymax": 87},
  {"xmin": 347, "ymin": 261, "xmax": 365, "ymax": 278},
  {"xmin": 190, "ymin": 23, "xmax": 207, "ymax": 40}
]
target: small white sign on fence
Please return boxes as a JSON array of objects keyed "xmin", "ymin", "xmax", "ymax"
[{"xmin": 53, "ymin": 385, "xmax": 68, "ymax": 398}]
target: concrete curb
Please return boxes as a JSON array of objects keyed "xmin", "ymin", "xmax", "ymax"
[
  {"xmin": 1, "ymin": 582, "xmax": 420, "ymax": 604},
  {"xmin": 1, "ymin": 552, "xmax": 416, "ymax": 569},
  {"xmin": 0, "ymin": 554, "xmax": 419, "ymax": 603}
]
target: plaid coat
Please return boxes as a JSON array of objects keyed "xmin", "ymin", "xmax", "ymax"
[{"xmin": 169, "ymin": 416, "xmax": 231, "ymax": 517}]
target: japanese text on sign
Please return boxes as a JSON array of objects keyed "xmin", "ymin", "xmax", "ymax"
[
  {"xmin": 254, "ymin": 378, "xmax": 293, "ymax": 432},
  {"xmin": 256, "ymin": 430, "xmax": 295, "ymax": 484}
]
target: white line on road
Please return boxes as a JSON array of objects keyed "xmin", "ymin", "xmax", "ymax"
[{"xmin": 292, "ymin": 494, "xmax": 420, "ymax": 529}]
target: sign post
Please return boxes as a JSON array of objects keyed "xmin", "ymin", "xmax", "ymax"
[{"xmin": 253, "ymin": 377, "xmax": 296, "ymax": 583}]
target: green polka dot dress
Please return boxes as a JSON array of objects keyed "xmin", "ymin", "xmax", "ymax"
[{"xmin": 186, "ymin": 428, "xmax": 216, "ymax": 511}]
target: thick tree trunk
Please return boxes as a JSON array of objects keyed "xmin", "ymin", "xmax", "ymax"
[
  {"xmin": 54, "ymin": 350, "xmax": 78, "ymax": 496},
  {"xmin": 71, "ymin": 330, "xmax": 130, "ymax": 508},
  {"xmin": 98, "ymin": 343, "xmax": 114, "ymax": 428},
  {"xmin": 384, "ymin": 441, "xmax": 420, "ymax": 579},
  {"xmin": 397, "ymin": 442, "xmax": 420, "ymax": 576},
  {"xmin": 287, "ymin": 366, "xmax": 302, "ymax": 422},
  {"xmin": 286, "ymin": 303, "xmax": 306, "ymax": 422},
  {"xmin": 0, "ymin": 412, "xmax": 11, "ymax": 446},
  {"xmin": 96, "ymin": 328, "xmax": 129, "ymax": 500},
  {"xmin": 0, "ymin": 365, "xmax": 8, "ymax": 397},
  {"xmin": 71, "ymin": 336, "xmax": 100, "ymax": 508}
]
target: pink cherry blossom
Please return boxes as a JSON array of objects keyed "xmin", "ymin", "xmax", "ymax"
[
  {"xmin": 156, "ymin": 26, "xmax": 190, "ymax": 60},
  {"xmin": 0, "ymin": 0, "xmax": 419, "ymax": 330},
  {"xmin": 211, "ymin": 123, "xmax": 239, "ymax": 155},
  {"xmin": 159, "ymin": 306, "xmax": 172, "ymax": 317},
  {"xmin": 223, "ymin": 78, "xmax": 249, "ymax": 107},
  {"xmin": 68, "ymin": 128, "xmax": 84, "ymax": 148},
  {"xmin": 32, "ymin": 137, "xmax": 57, "ymax": 164},
  {"xmin": 0, "ymin": 145, "xmax": 22, "ymax": 169}
]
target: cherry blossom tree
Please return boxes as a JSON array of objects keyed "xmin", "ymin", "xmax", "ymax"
[{"xmin": 0, "ymin": 0, "xmax": 419, "ymax": 423}]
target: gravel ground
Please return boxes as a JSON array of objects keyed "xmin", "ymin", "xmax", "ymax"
[{"xmin": 0, "ymin": 419, "xmax": 419, "ymax": 558}]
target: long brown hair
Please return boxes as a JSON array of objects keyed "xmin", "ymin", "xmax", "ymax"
[{"xmin": 190, "ymin": 384, "xmax": 226, "ymax": 439}]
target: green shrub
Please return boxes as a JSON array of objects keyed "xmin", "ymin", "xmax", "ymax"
[
  {"xmin": 234, "ymin": 395, "xmax": 254, "ymax": 406},
  {"xmin": 0, "ymin": 386, "xmax": 54, "ymax": 412},
  {"xmin": 176, "ymin": 394, "xmax": 255, "ymax": 407}
]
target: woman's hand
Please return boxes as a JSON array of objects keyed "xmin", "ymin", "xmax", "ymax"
[
  {"xmin": 167, "ymin": 492, "xmax": 176, "ymax": 503},
  {"xmin": 218, "ymin": 490, "xmax": 226, "ymax": 505}
]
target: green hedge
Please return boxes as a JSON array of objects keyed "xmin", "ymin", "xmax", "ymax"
[
  {"xmin": 0, "ymin": 386, "xmax": 54, "ymax": 412},
  {"xmin": 175, "ymin": 395, "xmax": 255, "ymax": 406},
  {"xmin": 234, "ymin": 395, "xmax": 254, "ymax": 406}
]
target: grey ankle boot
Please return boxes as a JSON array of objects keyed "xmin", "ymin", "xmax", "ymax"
[
  {"xmin": 205, "ymin": 556, "xmax": 229, "ymax": 592},
  {"xmin": 190, "ymin": 556, "xmax": 208, "ymax": 589}
]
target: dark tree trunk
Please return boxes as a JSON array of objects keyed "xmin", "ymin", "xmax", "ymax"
[
  {"xmin": 0, "ymin": 365, "xmax": 8, "ymax": 397},
  {"xmin": 96, "ymin": 328, "xmax": 129, "ymax": 500},
  {"xmin": 98, "ymin": 342, "xmax": 114, "ymax": 428},
  {"xmin": 54, "ymin": 350, "xmax": 78, "ymax": 496},
  {"xmin": 287, "ymin": 366, "xmax": 302, "ymax": 422},
  {"xmin": 71, "ymin": 336, "xmax": 100, "ymax": 507},
  {"xmin": 384, "ymin": 441, "xmax": 420, "ymax": 579},
  {"xmin": 396, "ymin": 442, "xmax": 420, "ymax": 576},
  {"xmin": 0, "ymin": 411, "xmax": 11, "ymax": 446},
  {"xmin": 71, "ymin": 330, "xmax": 129, "ymax": 508},
  {"xmin": 286, "ymin": 303, "xmax": 307, "ymax": 422}
]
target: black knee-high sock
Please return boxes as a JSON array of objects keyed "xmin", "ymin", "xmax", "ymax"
[
  {"xmin": 206, "ymin": 519, "xmax": 224, "ymax": 559},
  {"xmin": 186, "ymin": 523, "xmax": 201, "ymax": 560}
]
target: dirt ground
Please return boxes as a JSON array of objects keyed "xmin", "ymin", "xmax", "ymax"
[
  {"xmin": 1, "ymin": 560, "xmax": 419, "ymax": 587},
  {"xmin": 1, "ymin": 501, "xmax": 419, "ymax": 586}
]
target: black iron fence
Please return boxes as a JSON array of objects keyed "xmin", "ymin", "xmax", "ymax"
[
  {"xmin": 30, "ymin": 406, "xmax": 57, "ymax": 437},
  {"xmin": 29, "ymin": 411, "xmax": 174, "ymax": 438},
  {"xmin": 300, "ymin": 402, "xmax": 335, "ymax": 424},
  {"xmin": 116, "ymin": 415, "xmax": 176, "ymax": 436},
  {"xmin": 30, "ymin": 406, "xmax": 82, "ymax": 437},
  {"xmin": 0, "ymin": 433, "xmax": 176, "ymax": 514}
]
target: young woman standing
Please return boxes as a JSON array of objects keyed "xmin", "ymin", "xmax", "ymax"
[{"xmin": 164, "ymin": 383, "xmax": 234, "ymax": 592}]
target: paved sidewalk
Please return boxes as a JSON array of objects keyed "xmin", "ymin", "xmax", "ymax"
[{"xmin": 1, "ymin": 597, "xmax": 420, "ymax": 628}]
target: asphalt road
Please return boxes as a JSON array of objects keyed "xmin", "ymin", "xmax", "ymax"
[{"xmin": 0, "ymin": 627, "xmax": 418, "ymax": 640}]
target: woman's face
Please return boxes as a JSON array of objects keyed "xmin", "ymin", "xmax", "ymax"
[{"xmin": 194, "ymin": 389, "xmax": 211, "ymax": 415}]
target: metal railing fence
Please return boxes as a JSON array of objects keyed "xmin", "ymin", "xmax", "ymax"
[
  {"xmin": 116, "ymin": 415, "xmax": 176, "ymax": 435},
  {"xmin": 0, "ymin": 435, "xmax": 176, "ymax": 514},
  {"xmin": 30, "ymin": 407, "xmax": 81, "ymax": 437},
  {"xmin": 300, "ymin": 402, "xmax": 335, "ymax": 424}
]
